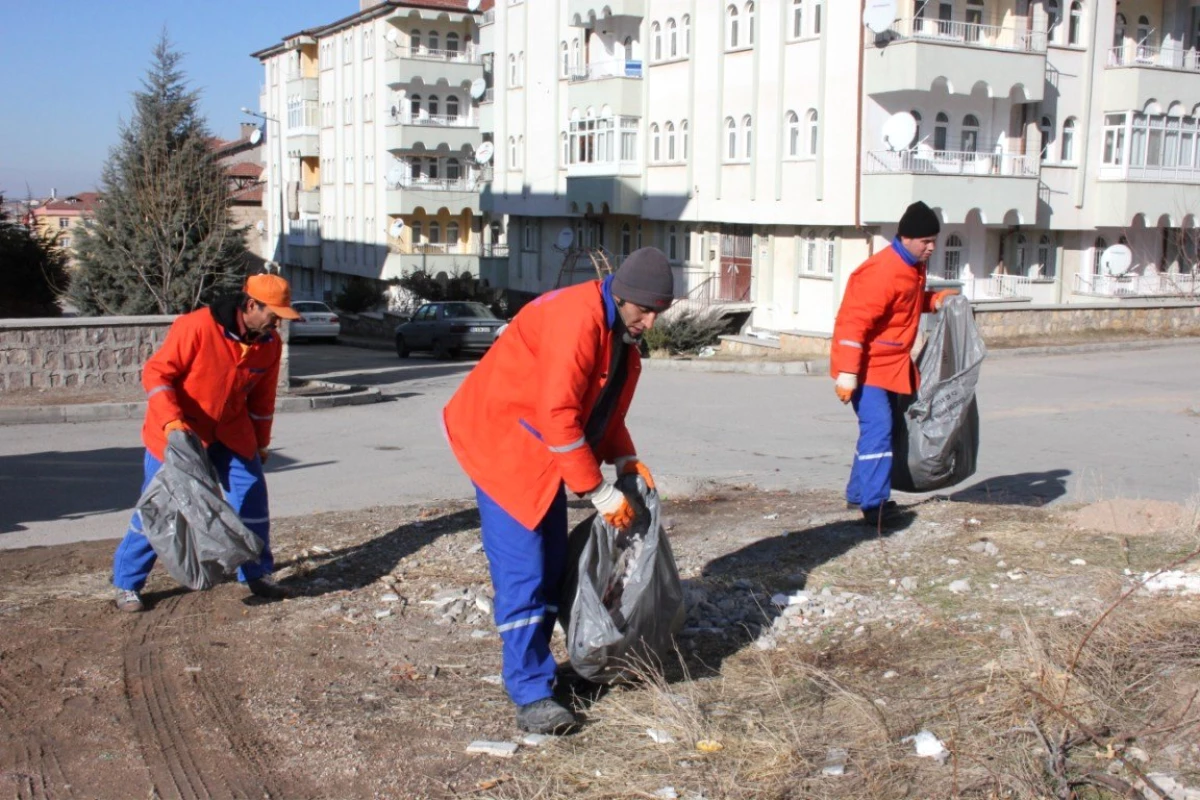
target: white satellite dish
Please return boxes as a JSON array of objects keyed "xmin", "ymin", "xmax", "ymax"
[
  {"xmin": 1101, "ymin": 244, "xmax": 1133, "ymax": 276},
  {"xmin": 470, "ymin": 78, "xmax": 487, "ymax": 100},
  {"xmin": 556, "ymin": 227, "xmax": 574, "ymax": 250},
  {"xmin": 388, "ymin": 219, "xmax": 405, "ymax": 238},
  {"xmin": 475, "ymin": 141, "xmax": 494, "ymax": 164},
  {"xmin": 385, "ymin": 163, "xmax": 407, "ymax": 185},
  {"xmin": 467, "ymin": 0, "xmax": 481, "ymax": 10},
  {"xmin": 385, "ymin": 28, "xmax": 400, "ymax": 45},
  {"xmin": 863, "ymin": 0, "xmax": 897, "ymax": 33},
  {"xmin": 882, "ymin": 112, "xmax": 917, "ymax": 151},
  {"xmin": 249, "ymin": 126, "xmax": 263, "ymax": 145}
]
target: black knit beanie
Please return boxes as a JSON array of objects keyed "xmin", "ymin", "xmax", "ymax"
[
  {"xmin": 612, "ymin": 247, "xmax": 674, "ymax": 311},
  {"xmin": 897, "ymin": 201, "xmax": 941, "ymax": 238}
]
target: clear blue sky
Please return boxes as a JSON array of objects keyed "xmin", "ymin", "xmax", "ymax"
[{"xmin": 0, "ymin": 1, "xmax": 353, "ymax": 199}]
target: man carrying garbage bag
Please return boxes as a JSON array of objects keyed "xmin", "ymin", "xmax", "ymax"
[
  {"xmin": 831, "ymin": 201, "xmax": 958, "ymax": 528},
  {"xmin": 443, "ymin": 247, "xmax": 674, "ymax": 735},
  {"xmin": 111, "ymin": 274, "xmax": 300, "ymax": 612}
]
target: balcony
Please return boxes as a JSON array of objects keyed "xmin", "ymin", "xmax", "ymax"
[
  {"xmin": 961, "ymin": 273, "xmax": 1034, "ymax": 301},
  {"xmin": 865, "ymin": 18, "xmax": 1046, "ymax": 102},
  {"xmin": 385, "ymin": 175, "xmax": 484, "ymax": 215},
  {"xmin": 384, "ymin": 113, "xmax": 480, "ymax": 153},
  {"xmin": 568, "ymin": 1, "xmax": 645, "ymax": 27},
  {"xmin": 566, "ymin": 175, "xmax": 643, "ymax": 216},
  {"xmin": 861, "ymin": 149, "xmax": 1039, "ymax": 225},
  {"xmin": 1074, "ymin": 271, "xmax": 1200, "ymax": 298},
  {"xmin": 381, "ymin": 248, "xmax": 481, "ymax": 281},
  {"xmin": 385, "ymin": 45, "xmax": 484, "ymax": 87},
  {"xmin": 285, "ymin": 103, "xmax": 320, "ymax": 158},
  {"xmin": 1091, "ymin": 176, "xmax": 1200, "ymax": 228},
  {"xmin": 284, "ymin": 73, "xmax": 318, "ymax": 102},
  {"xmin": 567, "ymin": 59, "xmax": 644, "ymax": 118},
  {"xmin": 1103, "ymin": 44, "xmax": 1200, "ymax": 112},
  {"xmin": 480, "ymin": 9, "xmax": 494, "ymax": 25},
  {"xmin": 298, "ymin": 188, "xmax": 320, "ymax": 215}
]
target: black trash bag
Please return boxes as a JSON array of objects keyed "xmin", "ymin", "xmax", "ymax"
[
  {"xmin": 891, "ymin": 294, "xmax": 986, "ymax": 493},
  {"xmin": 135, "ymin": 430, "xmax": 265, "ymax": 591},
  {"xmin": 559, "ymin": 474, "xmax": 685, "ymax": 684}
]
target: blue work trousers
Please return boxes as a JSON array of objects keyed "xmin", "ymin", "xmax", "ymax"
[
  {"xmin": 846, "ymin": 385, "xmax": 896, "ymax": 512},
  {"xmin": 112, "ymin": 442, "xmax": 272, "ymax": 591},
  {"xmin": 474, "ymin": 482, "xmax": 569, "ymax": 707}
]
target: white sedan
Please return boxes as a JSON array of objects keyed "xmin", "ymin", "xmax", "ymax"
[{"xmin": 289, "ymin": 301, "xmax": 341, "ymax": 342}]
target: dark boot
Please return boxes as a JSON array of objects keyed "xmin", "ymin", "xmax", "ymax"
[
  {"xmin": 515, "ymin": 697, "xmax": 578, "ymax": 735},
  {"xmin": 861, "ymin": 501, "xmax": 902, "ymax": 528},
  {"xmin": 245, "ymin": 577, "xmax": 291, "ymax": 601}
]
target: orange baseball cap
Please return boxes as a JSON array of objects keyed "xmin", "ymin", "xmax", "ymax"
[{"xmin": 244, "ymin": 274, "xmax": 301, "ymax": 320}]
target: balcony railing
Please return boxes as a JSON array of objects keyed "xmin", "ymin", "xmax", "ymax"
[
  {"xmin": 1074, "ymin": 271, "xmax": 1200, "ymax": 296},
  {"xmin": 864, "ymin": 149, "xmax": 1039, "ymax": 177},
  {"xmin": 480, "ymin": 243, "xmax": 509, "ymax": 258},
  {"xmin": 385, "ymin": 111, "xmax": 477, "ymax": 128},
  {"xmin": 385, "ymin": 174, "xmax": 487, "ymax": 191},
  {"xmin": 874, "ymin": 17, "xmax": 1047, "ymax": 53},
  {"xmin": 1098, "ymin": 162, "xmax": 1200, "ymax": 183},
  {"xmin": 568, "ymin": 58, "xmax": 644, "ymax": 82},
  {"xmin": 1107, "ymin": 44, "xmax": 1200, "ymax": 72},
  {"xmin": 385, "ymin": 44, "xmax": 482, "ymax": 64},
  {"xmin": 961, "ymin": 273, "xmax": 1034, "ymax": 300}
]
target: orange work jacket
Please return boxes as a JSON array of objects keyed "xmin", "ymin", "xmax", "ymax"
[
  {"xmin": 443, "ymin": 279, "xmax": 639, "ymax": 530},
  {"xmin": 831, "ymin": 242, "xmax": 936, "ymax": 395},
  {"xmin": 142, "ymin": 307, "xmax": 281, "ymax": 461}
]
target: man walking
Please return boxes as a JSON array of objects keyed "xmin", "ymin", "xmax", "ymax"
[
  {"xmin": 443, "ymin": 248, "xmax": 675, "ymax": 735},
  {"xmin": 112, "ymin": 274, "xmax": 301, "ymax": 612},
  {"xmin": 831, "ymin": 201, "xmax": 958, "ymax": 528}
]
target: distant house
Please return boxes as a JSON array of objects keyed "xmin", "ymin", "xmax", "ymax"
[
  {"xmin": 214, "ymin": 126, "xmax": 269, "ymax": 272},
  {"xmin": 29, "ymin": 193, "xmax": 102, "ymax": 271}
]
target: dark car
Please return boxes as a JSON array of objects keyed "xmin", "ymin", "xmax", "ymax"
[{"xmin": 394, "ymin": 301, "xmax": 506, "ymax": 359}]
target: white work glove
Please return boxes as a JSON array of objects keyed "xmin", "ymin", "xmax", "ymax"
[
  {"xmin": 834, "ymin": 372, "xmax": 858, "ymax": 404},
  {"xmin": 588, "ymin": 482, "xmax": 635, "ymax": 530}
]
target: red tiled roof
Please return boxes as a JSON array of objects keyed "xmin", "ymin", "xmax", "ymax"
[
  {"xmin": 230, "ymin": 185, "xmax": 265, "ymax": 204},
  {"xmin": 226, "ymin": 161, "xmax": 264, "ymax": 179},
  {"xmin": 32, "ymin": 192, "xmax": 102, "ymax": 216}
]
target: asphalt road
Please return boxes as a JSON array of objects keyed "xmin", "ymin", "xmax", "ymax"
[{"xmin": 2, "ymin": 340, "xmax": 1198, "ymax": 550}]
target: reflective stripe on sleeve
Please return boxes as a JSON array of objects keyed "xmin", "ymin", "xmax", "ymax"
[
  {"xmin": 146, "ymin": 385, "xmax": 175, "ymax": 398},
  {"xmin": 855, "ymin": 451, "xmax": 893, "ymax": 461},
  {"xmin": 547, "ymin": 436, "xmax": 586, "ymax": 454},
  {"xmin": 838, "ymin": 340, "xmax": 863, "ymax": 349},
  {"xmin": 249, "ymin": 412, "xmax": 273, "ymax": 421},
  {"xmin": 496, "ymin": 614, "xmax": 544, "ymax": 633}
]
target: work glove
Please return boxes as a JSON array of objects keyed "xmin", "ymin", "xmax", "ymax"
[
  {"xmin": 258, "ymin": 447, "xmax": 270, "ymax": 465},
  {"xmin": 163, "ymin": 419, "xmax": 191, "ymax": 435},
  {"xmin": 834, "ymin": 372, "xmax": 858, "ymax": 404},
  {"xmin": 931, "ymin": 289, "xmax": 960, "ymax": 311},
  {"xmin": 588, "ymin": 482, "xmax": 636, "ymax": 530},
  {"xmin": 616, "ymin": 456, "xmax": 655, "ymax": 491}
]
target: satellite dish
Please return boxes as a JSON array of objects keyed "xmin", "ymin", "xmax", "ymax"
[
  {"xmin": 385, "ymin": 28, "xmax": 400, "ymax": 45},
  {"xmin": 467, "ymin": 0, "xmax": 481, "ymax": 10},
  {"xmin": 863, "ymin": 0, "xmax": 898, "ymax": 33},
  {"xmin": 882, "ymin": 112, "xmax": 917, "ymax": 151},
  {"xmin": 475, "ymin": 141, "xmax": 494, "ymax": 164},
  {"xmin": 556, "ymin": 227, "xmax": 574, "ymax": 250},
  {"xmin": 385, "ymin": 163, "xmax": 407, "ymax": 185},
  {"xmin": 388, "ymin": 219, "xmax": 405, "ymax": 238},
  {"xmin": 1101, "ymin": 244, "xmax": 1133, "ymax": 276},
  {"xmin": 249, "ymin": 126, "xmax": 263, "ymax": 145},
  {"xmin": 470, "ymin": 78, "xmax": 487, "ymax": 100}
]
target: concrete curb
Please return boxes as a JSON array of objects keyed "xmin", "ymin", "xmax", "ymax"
[
  {"xmin": 0, "ymin": 382, "xmax": 382, "ymax": 426},
  {"xmin": 642, "ymin": 356, "xmax": 829, "ymax": 376}
]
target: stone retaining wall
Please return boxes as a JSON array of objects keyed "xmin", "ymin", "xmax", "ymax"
[
  {"xmin": 0, "ymin": 317, "xmax": 174, "ymax": 392},
  {"xmin": 972, "ymin": 302, "xmax": 1200, "ymax": 339}
]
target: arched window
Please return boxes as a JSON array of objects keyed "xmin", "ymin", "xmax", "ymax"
[
  {"xmin": 409, "ymin": 93, "xmax": 421, "ymax": 116},
  {"xmin": 624, "ymin": 36, "xmax": 633, "ymax": 62},
  {"xmin": 652, "ymin": 22, "xmax": 662, "ymax": 61},
  {"xmin": 743, "ymin": 115, "xmax": 753, "ymax": 158},
  {"xmin": 446, "ymin": 96, "xmax": 459, "ymax": 119},
  {"xmin": 911, "ymin": 110, "xmax": 923, "ymax": 147},
  {"xmin": 726, "ymin": 117, "xmax": 737, "ymax": 160},
  {"xmin": 934, "ymin": 111, "xmax": 949, "ymax": 152},
  {"xmin": 410, "ymin": 29, "xmax": 421, "ymax": 53},
  {"xmin": 746, "ymin": 2, "xmax": 756, "ymax": 45},
  {"xmin": 1068, "ymin": 2, "xmax": 1083, "ymax": 46},
  {"xmin": 666, "ymin": 121, "xmax": 676, "ymax": 160},
  {"xmin": 806, "ymin": 109, "xmax": 819, "ymax": 156},
  {"xmin": 428, "ymin": 95, "xmax": 439, "ymax": 116},
  {"xmin": 1046, "ymin": 0, "xmax": 1061, "ymax": 40},
  {"xmin": 667, "ymin": 224, "xmax": 679, "ymax": 261},
  {"xmin": 446, "ymin": 221, "xmax": 460, "ymax": 246},
  {"xmin": 411, "ymin": 220, "xmax": 422, "ymax": 246},
  {"xmin": 943, "ymin": 234, "xmax": 964, "ymax": 279},
  {"xmin": 792, "ymin": 0, "xmax": 804, "ymax": 38},
  {"xmin": 447, "ymin": 158, "xmax": 461, "ymax": 181},
  {"xmin": 682, "ymin": 15, "xmax": 691, "ymax": 54},
  {"xmin": 621, "ymin": 223, "xmax": 632, "ymax": 255},
  {"xmin": 1113, "ymin": 13, "xmax": 1126, "ymax": 48},
  {"xmin": 1013, "ymin": 234, "xmax": 1028, "ymax": 274},
  {"xmin": 573, "ymin": 39, "xmax": 581, "ymax": 70},
  {"xmin": 651, "ymin": 123, "xmax": 661, "ymax": 161},
  {"xmin": 561, "ymin": 41, "xmax": 569, "ymax": 76},
  {"xmin": 786, "ymin": 111, "xmax": 800, "ymax": 156},
  {"xmin": 681, "ymin": 120, "xmax": 689, "ymax": 159},
  {"xmin": 446, "ymin": 32, "xmax": 460, "ymax": 53},
  {"xmin": 813, "ymin": 0, "xmax": 823, "ymax": 34},
  {"xmin": 1039, "ymin": 116, "xmax": 1053, "ymax": 161},
  {"xmin": 1093, "ymin": 237, "xmax": 1107, "ymax": 274},
  {"xmin": 965, "ymin": 0, "xmax": 984, "ymax": 39},
  {"xmin": 429, "ymin": 221, "xmax": 441, "ymax": 245},
  {"xmin": 1037, "ymin": 235, "xmax": 1055, "ymax": 278},
  {"xmin": 668, "ymin": 18, "xmax": 678, "ymax": 57},
  {"xmin": 961, "ymin": 114, "xmax": 979, "ymax": 153},
  {"xmin": 1136, "ymin": 15, "xmax": 1152, "ymax": 57},
  {"xmin": 428, "ymin": 30, "xmax": 439, "ymax": 52},
  {"xmin": 727, "ymin": 5, "xmax": 739, "ymax": 49},
  {"xmin": 509, "ymin": 55, "xmax": 517, "ymax": 83},
  {"xmin": 508, "ymin": 136, "xmax": 517, "ymax": 167},
  {"xmin": 1061, "ymin": 117, "xmax": 1077, "ymax": 162}
]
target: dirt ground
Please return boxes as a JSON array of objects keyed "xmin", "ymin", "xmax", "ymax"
[{"xmin": 2, "ymin": 488, "xmax": 1198, "ymax": 800}]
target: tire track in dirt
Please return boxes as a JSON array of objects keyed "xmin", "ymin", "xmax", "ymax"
[{"xmin": 0, "ymin": 677, "xmax": 75, "ymax": 800}]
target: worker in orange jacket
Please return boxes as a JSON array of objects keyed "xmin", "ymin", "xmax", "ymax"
[
  {"xmin": 443, "ymin": 248, "xmax": 674, "ymax": 735},
  {"xmin": 111, "ymin": 274, "xmax": 301, "ymax": 612},
  {"xmin": 831, "ymin": 201, "xmax": 958, "ymax": 528}
]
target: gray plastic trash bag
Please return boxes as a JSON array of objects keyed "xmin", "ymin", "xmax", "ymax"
[
  {"xmin": 559, "ymin": 474, "xmax": 685, "ymax": 684},
  {"xmin": 891, "ymin": 294, "xmax": 986, "ymax": 493},
  {"xmin": 135, "ymin": 430, "xmax": 264, "ymax": 591}
]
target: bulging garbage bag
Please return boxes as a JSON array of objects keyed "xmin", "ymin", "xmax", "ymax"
[
  {"xmin": 136, "ymin": 430, "xmax": 265, "ymax": 591},
  {"xmin": 891, "ymin": 294, "xmax": 986, "ymax": 493},
  {"xmin": 559, "ymin": 474, "xmax": 685, "ymax": 683}
]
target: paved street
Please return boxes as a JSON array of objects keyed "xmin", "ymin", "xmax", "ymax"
[{"xmin": 2, "ymin": 341, "xmax": 1198, "ymax": 549}]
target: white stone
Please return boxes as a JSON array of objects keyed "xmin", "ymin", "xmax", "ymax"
[
  {"xmin": 380, "ymin": 593, "xmax": 401, "ymax": 603},
  {"xmin": 647, "ymin": 728, "xmax": 675, "ymax": 744},
  {"xmin": 883, "ymin": 670, "xmax": 898, "ymax": 679},
  {"xmin": 948, "ymin": 579, "xmax": 972, "ymax": 594},
  {"xmin": 522, "ymin": 733, "xmax": 552, "ymax": 747},
  {"xmin": 374, "ymin": 609, "xmax": 392, "ymax": 619},
  {"xmin": 1070, "ymin": 558, "xmax": 1087, "ymax": 566},
  {"xmin": 480, "ymin": 674, "xmax": 504, "ymax": 685},
  {"xmin": 466, "ymin": 740, "xmax": 519, "ymax": 758}
]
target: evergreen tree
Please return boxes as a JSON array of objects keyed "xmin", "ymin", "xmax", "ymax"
[
  {"xmin": 0, "ymin": 195, "xmax": 69, "ymax": 317},
  {"xmin": 70, "ymin": 34, "xmax": 247, "ymax": 315}
]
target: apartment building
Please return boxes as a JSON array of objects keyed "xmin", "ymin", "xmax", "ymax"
[
  {"xmin": 480, "ymin": 0, "xmax": 1200, "ymax": 335},
  {"xmin": 252, "ymin": 0, "xmax": 492, "ymax": 302},
  {"xmin": 29, "ymin": 192, "xmax": 101, "ymax": 271}
]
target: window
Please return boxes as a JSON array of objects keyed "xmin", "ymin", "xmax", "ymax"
[
  {"xmin": 1046, "ymin": 0, "xmax": 1061, "ymax": 41},
  {"xmin": 343, "ymin": 32, "xmax": 353, "ymax": 64},
  {"xmin": 428, "ymin": 30, "xmax": 439, "ymax": 52},
  {"xmin": 727, "ymin": 5, "xmax": 739, "ymax": 49},
  {"xmin": 428, "ymin": 95, "xmax": 439, "ymax": 116},
  {"xmin": 523, "ymin": 220, "xmax": 537, "ymax": 251},
  {"xmin": 509, "ymin": 55, "xmax": 517, "ymax": 84},
  {"xmin": 792, "ymin": 0, "xmax": 803, "ymax": 38},
  {"xmin": 509, "ymin": 136, "xmax": 517, "ymax": 169},
  {"xmin": 653, "ymin": 22, "xmax": 662, "ymax": 61},
  {"xmin": 1092, "ymin": 237, "xmax": 1107, "ymax": 274},
  {"xmin": 746, "ymin": 2, "xmax": 756, "ymax": 45},
  {"xmin": 651, "ymin": 123, "xmax": 661, "ymax": 161},
  {"xmin": 621, "ymin": 223, "xmax": 632, "ymax": 256},
  {"xmin": 1068, "ymin": 1, "xmax": 1083, "ymax": 45},
  {"xmin": 447, "ymin": 158, "xmax": 461, "ymax": 181},
  {"xmin": 668, "ymin": 19, "xmax": 678, "ymax": 57},
  {"xmin": 428, "ymin": 222, "xmax": 441, "ymax": 245},
  {"xmin": 573, "ymin": 39, "xmax": 581, "ymax": 71},
  {"xmin": 934, "ymin": 112, "xmax": 948, "ymax": 152},
  {"xmin": 561, "ymin": 41, "xmax": 569, "ymax": 76},
  {"xmin": 1013, "ymin": 234, "xmax": 1028, "ymax": 275},
  {"xmin": 806, "ymin": 109, "xmax": 819, "ymax": 156},
  {"xmin": 743, "ymin": 115, "xmax": 753, "ymax": 158},
  {"xmin": 682, "ymin": 15, "xmax": 691, "ymax": 54},
  {"xmin": 1037, "ymin": 235, "xmax": 1056, "ymax": 278},
  {"xmin": 966, "ymin": 0, "xmax": 984, "ymax": 38},
  {"xmin": 813, "ymin": 0, "xmax": 822, "ymax": 34},
  {"xmin": 58, "ymin": 217, "xmax": 70, "ymax": 229},
  {"xmin": 60, "ymin": 236, "xmax": 70, "ymax": 248},
  {"xmin": 943, "ymin": 234, "xmax": 963, "ymax": 279},
  {"xmin": 667, "ymin": 225, "xmax": 679, "ymax": 261},
  {"xmin": 446, "ymin": 32, "xmax": 459, "ymax": 53},
  {"xmin": 1040, "ymin": 116, "xmax": 1053, "ymax": 161},
  {"xmin": 1061, "ymin": 117, "xmax": 1077, "ymax": 162},
  {"xmin": 961, "ymin": 114, "xmax": 979, "ymax": 153},
  {"xmin": 365, "ymin": 154, "xmax": 374, "ymax": 182},
  {"xmin": 1136, "ymin": 15, "xmax": 1151, "ymax": 56},
  {"xmin": 624, "ymin": 36, "xmax": 634, "ymax": 62},
  {"xmin": 447, "ymin": 221, "xmax": 460, "ymax": 246},
  {"xmin": 681, "ymin": 120, "xmax": 689, "ymax": 159},
  {"xmin": 1113, "ymin": 13, "xmax": 1126, "ymax": 48},
  {"xmin": 666, "ymin": 122, "xmax": 676, "ymax": 160},
  {"xmin": 411, "ymin": 221, "xmax": 422, "ymax": 246},
  {"xmin": 410, "ymin": 94, "xmax": 421, "ymax": 117},
  {"xmin": 726, "ymin": 117, "xmax": 737, "ymax": 160},
  {"xmin": 363, "ymin": 92, "xmax": 374, "ymax": 122},
  {"xmin": 786, "ymin": 111, "xmax": 800, "ymax": 156},
  {"xmin": 447, "ymin": 95, "xmax": 459, "ymax": 119},
  {"xmin": 911, "ymin": 110, "xmax": 923, "ymax": 147},
  {"xmin": 409, "ymin": 29, "xmax": 421, "ymax": 53},
  {"xmin": 362, "ymin": 27, "xmax": 374, "ymax": 59},
  {"xmin": 561, "ymin": 131, "xmax": 569, "ymax": 164}
]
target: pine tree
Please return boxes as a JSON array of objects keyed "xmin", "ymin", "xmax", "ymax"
[
  {"xmin": 0, "ymin": 195, "xmax": 70, "ymax": 317},
  {"xmin": 70, "ymin": 34, "xmax": 247, "ymax": 315}
]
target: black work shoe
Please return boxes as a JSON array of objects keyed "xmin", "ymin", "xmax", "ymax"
[
  {"xmin": 114, "ymin": 587, "xmax": 144, "ymax": 613},
  {"xmin": 862, "ymin": 501, "xmax": 902, "ymax": 528},
  {"xmin": 244, "ymin": 578, "xmax": 290, "ymax": 601},
  {"xmin": 515, "ymin": 697, "xmax": 579, "ymax": 735}
]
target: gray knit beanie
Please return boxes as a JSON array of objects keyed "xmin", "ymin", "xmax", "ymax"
[{"xmin": 611, "ymin": 247, "xmax": 674, "ymax": 311}]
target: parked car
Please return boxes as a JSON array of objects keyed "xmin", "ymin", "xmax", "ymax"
[
  {"xmin": 289, "ymin": 301, "xmax": 340, "ymax": 342},
  {"xmin": 394, "ymin": 301, "xmax": 506, "ymax": 359}
]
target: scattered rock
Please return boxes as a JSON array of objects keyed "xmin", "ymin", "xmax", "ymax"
[
  {"xmin": 904, "ymin": 730, "xmax": 949, "ymax": 763},
  {"xmin": 465, "ymin": 741, "xmax": 519, "ymax": 758},
  {"xmin": 948, "ymin": 579, "xmax": 971, "ymax": 594},
  {"xmin": 647, "ymin": 728, "xmax": 675, "ymax": 744}
]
